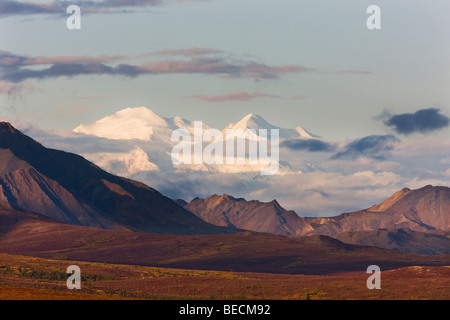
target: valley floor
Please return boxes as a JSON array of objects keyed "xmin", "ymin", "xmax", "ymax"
[{"xmin": 0, "ymin": 253, "xmax": 448, "ymax": 300}]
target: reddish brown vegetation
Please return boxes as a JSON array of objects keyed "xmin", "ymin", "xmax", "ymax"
[{"xmin": 0, "ymin": 254, "xmax": 448, "ymax": 300}]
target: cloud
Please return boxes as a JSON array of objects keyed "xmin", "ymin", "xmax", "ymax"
[
  {"xmin": 281, "ymin": 138, "xmax": 335, "ymax": 152},
  {"xmin": 332, "ymin": 135, "xmax": 400, "ymax": 160},
  {"xmin": 187, "ymin": 91, "xmax": 281, "ymax": 102},
  {"xmin": 0, "ymin": 50, "xmax": 126, "ymax": 69},
  {"xmin": 383, "ymin": 108, "xmax": 449, "ymax": 135},
  {"xmin": 0, "ymin": 50, "xmax": 316, "ymax": 83},
  {"xmin": 0, "ymin": 0, "xmax": 206, "ymax": 18},
  {"xmin": 0, "ymin": 50, "xmax": 370, "ymax": 89},
  {"xmin": 2, "ymin": 62, "xmax": 117, "ymax": 82},
  {"xmin": 139, "ymin": 58, "xmax": 315, "ymax": 79},
  {"xmin": 0, "ymin": 1, "xmax": 62, "ymax": 17},
  {"xmin": 24, "ymin": 55, "xmax": 127, "ymax": 66},
  {"xmin": 143, "ymin": 169, "xmax": 405, "ymax": 217}
]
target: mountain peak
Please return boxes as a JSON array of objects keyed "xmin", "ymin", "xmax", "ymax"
[
  {"xmin": 225, "ymin": 113, "xmax": 318, "ymax": 139},
  {"xmin": 245, "ymin": 113, "xmax": 279, "ymax": 127},
  {"xmin": 0, "ymin": 122, "xmax": 43, "ymax": 153},
  {"xmin": 242, "ymin": 113, "xmax": 261, "ymax": 121},
  {"xmin": 368, "ymin": 185, "xmax": 449, "ymax": 214},
  {"xmin": 184, "ymin": 193, "xmax": 303, "ymax": 236},
  {"xmin": 294, "ymin": 126, "xmax": 318, "ymax": 139},
  {"xmin": 0, "ymin": 122, "xmax": 22, "ymax": 135},
  {"xmin": 208, "ymin": 193, "xmax": 237, "ymax": 202},
  {"xmin": 226, "ymin": 113, "xmax": 278, "ymax": 133},
  {"xmin": 368, "ymin": 188, "xmax": 413, "ymax": 212},
  {"xmin": 114, "ymin": 107, "xmax": 166, "ymax": 123},
  {"xmin": 73, "ymin": 106, "xmax": 169, "ymax": 141}
]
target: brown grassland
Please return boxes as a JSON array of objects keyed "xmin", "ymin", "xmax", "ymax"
[
  {"xmin": 0, "ymin": 253, "xmax": 448, "ymax": 300},
  {"xmin": 1, "ymin": 211, "xmax": 449, "ymax": 300}
]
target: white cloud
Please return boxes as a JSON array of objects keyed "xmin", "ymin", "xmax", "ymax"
[{"xmin": 82, "ymin": 146, "xmax": 159, "ymax": 177}]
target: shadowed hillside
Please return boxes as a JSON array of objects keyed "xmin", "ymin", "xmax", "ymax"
[{"xmin": 0, "ymin": 122, "xmax": 231, "ymax": 235}]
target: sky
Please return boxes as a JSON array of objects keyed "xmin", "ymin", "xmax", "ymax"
[{"xmin": 0, "ymin": 0, "xmax": 449, "ymax": 216}]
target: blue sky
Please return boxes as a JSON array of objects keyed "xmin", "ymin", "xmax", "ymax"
[
  {"xmin": 1, "ymin": 0, "xmax": 449, "ymax": 139},
  {"xmin": 0, "ymin": 1, "xmax": 449, "ymax": 216}
]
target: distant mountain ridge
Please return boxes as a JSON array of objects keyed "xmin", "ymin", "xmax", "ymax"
[
  {"xmin": 181, "ymin": 185, "xmax": 450, "ymax": 253},
  {"xmin": 75, "ymin": 107, "xmax": 319, "ymax": 142},
  {"xmin": 0, "ymin": 122, "xmax": 231, "ymax": 235},
  {"xmin": 183, "ymin": 185, "xmax": 449, "ymax": 236},
  {"xmin": 184, "ymin": 194, "xmax": 305, "ymax": 236},
  {"xmin": 305, "ymin": 185, "xmax": 449, "ymax": 237}
]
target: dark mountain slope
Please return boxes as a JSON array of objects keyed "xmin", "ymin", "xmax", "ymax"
[
  {"xmin": 0, "ymin": 122, "xmax": 231, "ymax": 235},
  {"xmin": 335, "ymin": 228, "xmax": 450, "ymax": 255}
]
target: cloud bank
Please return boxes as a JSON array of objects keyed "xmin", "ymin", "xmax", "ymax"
[
  {"xmin": 383, "ymin": 108, "xmax": 449, "ymax": 135},
  {"xmin": 0, "ymin": 0, "xmax": 207, "ymax": 17},
  {"xmin": 281, "ymin": 138, "xmax": 335, "ymax": 152},
  {"xmin": 332, "ymin": 135, "xmax": 399, "ymax": 161},
  {"xmin": 0, "ymin": 48, "xmax": 371, "ymax": 98},
  {"xmin": 0, "ymin": 50, "xmax": 315, "ymax": 86}
]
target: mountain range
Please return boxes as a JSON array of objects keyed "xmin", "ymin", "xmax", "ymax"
[
  {"xmin": 20, "ymin": 106, "xmax": 450, "ymax": 220},
  {"xmin": 2, "ymin": 201, "xmax": 447, "ymax": 275},
  {"xmin": 74, "ymin": 106, "xmax": 318, "ymax": 142},
  {"xmin": 181, "ymin": 186, "xmax": 450, "ymax": 254},
  {"xmin": 0, "ymin": 122, "xmax": 449, "ymax": 256},
  {"xmin": 1, "ymin": 195, "xmax": 448, "ymax": 275},
  {"xmin": 71, "ymin": 106, "xmax": 318, "ymax": 175},
  {"xmin": 183, "ymin": 186, "xmax": 449, "ymax": 235}
]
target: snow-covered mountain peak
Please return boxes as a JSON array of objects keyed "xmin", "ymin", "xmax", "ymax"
[
  {"xmin": 295, "ymin": 126, "xmax": 320, "ymax": 139},
  {"xmin": 73, "ymin": 107, "xmax": 169, "ymax": 141},
  {"xmin": 229, "ymin": 113, "xmax": 275, "ymax": 131},
  {"xmin": 224, "ymin": 113, "xmax": 318, "ymax": 139},
  {"xmin": 72, "ymin": 107, "xmax": 321, "ymax": 175},
  {"xmin": 115, "ymin": 107, "xmax": 168, "ymax": 127}
]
